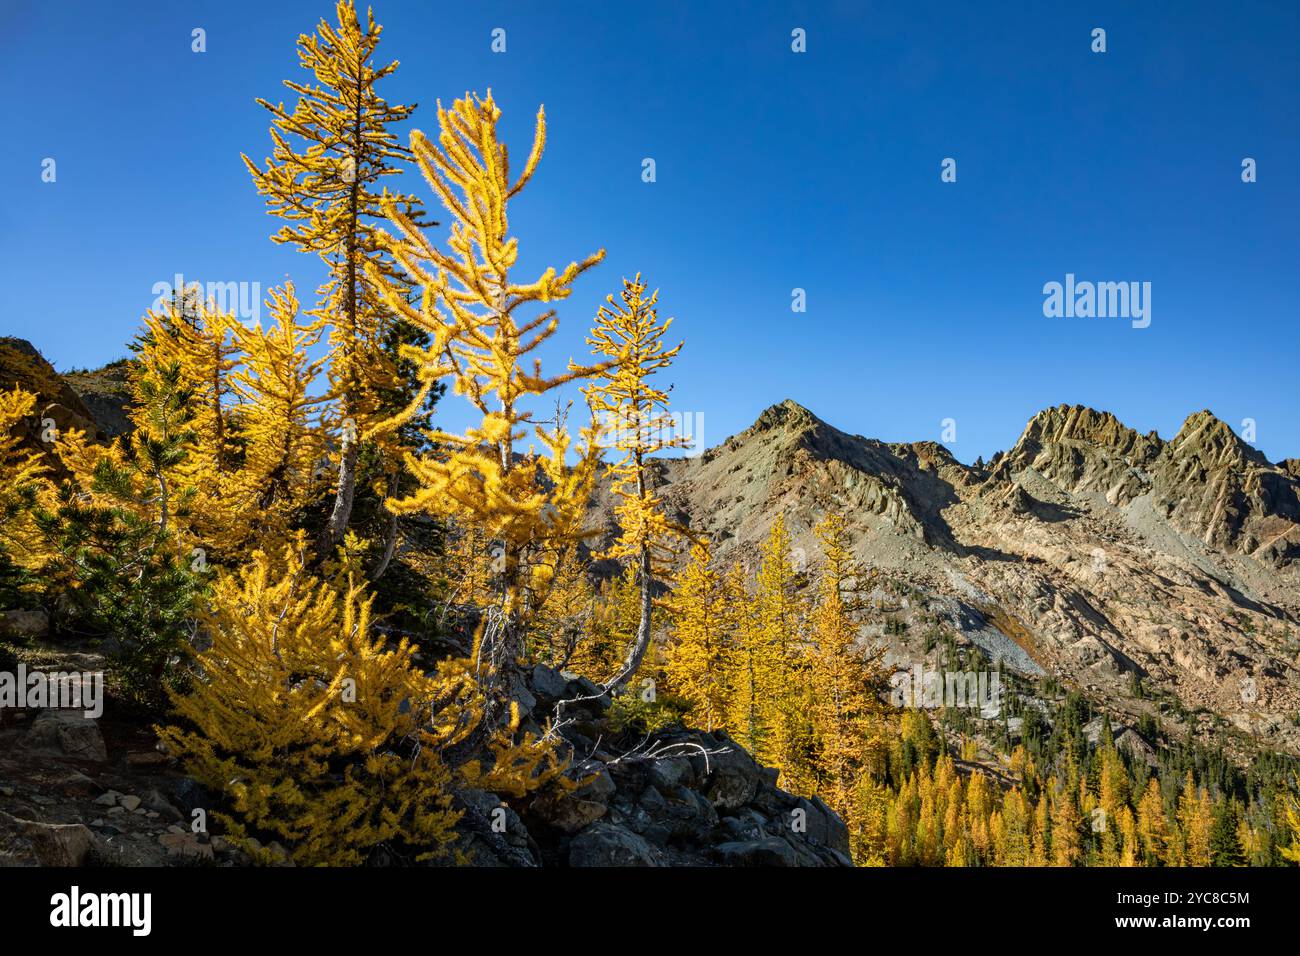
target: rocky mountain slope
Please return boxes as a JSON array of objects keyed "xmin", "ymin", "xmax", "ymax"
[
  {"xmin": 0, "ymin": 338, "xmax": 111, "ymax": 451},
  {"xmin": 597, "ymin": 399, "xmax": 1300, "ymax": 759}
]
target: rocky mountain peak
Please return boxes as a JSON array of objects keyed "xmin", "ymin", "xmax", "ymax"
[
  {"xmin": 1168, "ymin": 409, "xmax": 1268, "ymax": 470},
  {"xmin": 748, "ymin": 399, "xmax": 825, "ymax": 436},
  {"xmin": 1010, "ymin": 404, "xmax": 1161, "ymax": 465}
]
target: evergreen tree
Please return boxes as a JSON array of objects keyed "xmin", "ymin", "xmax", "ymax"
[
  {"xmin": 41, "ymin": 361, "xmax": 205, "ymax": 708},
  {"xmin": 1210, "ymin": 799, "xmax": 1247, "ymax": 867}
]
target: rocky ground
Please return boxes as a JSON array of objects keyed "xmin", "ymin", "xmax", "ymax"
[{"xmin": 0, "ymin": 634, "xmax": 850, "ymax": 868}]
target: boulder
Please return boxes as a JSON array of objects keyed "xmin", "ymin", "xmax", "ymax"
[
  {"xmin": 697, "ymin": 741, "xmax": 761, "ymax": 809},
  {"xmin": 568, "ymin": 822, "xmax": 661, "ymax": 867},
  {"xmin": 574, "ymin": 768, "xmax": 616, "ymax": 803},
  {"xmin": 530, "ymin": 664, "xmax": 569, "ymax": 700},
  {"xmin": 26, "ymin": 709, "xmax": 108, "ymax": 762},
  {"xmin": 713, "ymin": 838, "xmax": 799, "ymax": 867},
  {"xmin": 531, "ymin": 792, "xmax": 607, "ymax": 834},
  {"xmin": 454, "ymin": 789, "xmax": 539, "ymax": 867},
  {"xmin": 158, "ymin": 832, "xmax": 214, "ymax": 863},
  {"xmin": 0, "ymin": 812, "xmax": 95, "ymax": 866},
  {"xmin": 0, "ymin": 608, "xmax": 49, "ymax": 639}
]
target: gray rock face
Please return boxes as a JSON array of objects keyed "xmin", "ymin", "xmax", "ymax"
[
  {"xmin": 567, "ymin": 823, "xmax": 660, "ymax": 867},
  {"xmin": 0, "ymin": 812, "xmax": 96, "ymax": 866},
  {"xmin": 25, "ymin": 709, "xmax": 108, "ymax": 763},
  {"xmin": 586, "ymin": 399, "xmax": 1300, "ymax": 758},
  {"xmin": 714, "ymin": 838, "xmax": 799, "ymax": 867},
  {"xmin": 457, "ymin": 669, "xmax": 853, "ymax": 867},
  {"xmin": 0, "ymin": 608, "xmax": 49, "ymax": 639}
]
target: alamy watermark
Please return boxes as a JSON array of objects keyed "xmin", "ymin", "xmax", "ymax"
[
  {"xmin": 891, "ymin": 664, "xmax": 1003, "ymax": 717},
  {"xmin": 50, "ymin": 886, "xmax": 151, "ymax": 936},
  {"xmin": 0, "ymin": 665, "xmax": 103, "ymax": 719},
  {"xmin": 1042, "ymin": 273, "xmax": 1151, "ymax": 329},
  {"xmin": 151, "ymin": 273, "xmax": 261, "ymax": 324},
  {"xmin": 596, "ymin": 409, "xmax": 704, "ymax": 458}
]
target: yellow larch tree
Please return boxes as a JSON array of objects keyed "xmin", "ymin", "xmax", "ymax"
[
  {"xmin": 529, "ymin": 544, "xmax": 596, "ymax": 671},
  {"xmin": 850, "ymin": 773, "xmax": 892, "ymax": 865},
  {"xmin": 228, "ymin": 283, "xmax": 328, "ymax": 551},
  {"xmin": 1049, "ymin": 782, "xmax": 1083, "ymax": 866},
  {"xmin": 998, "ymin": 788, "xmax": 1032, "ymax": 866},
  {"xmin": 1117, "ymin": 805, "xmax": 1140, "ymax": 866},
  {"xmin": 1281, "ymin": 796, "xmax": 1300, "ymax": 864},
  {"xmin": 158, "ymin": 534, "xmax": 476, "ymax": 866},
  {"xmin": 570, "ymin": 564, "xmax": 639, "ymax": 684},
  {"xmin": 131, "ymin": 296, "xmax": 242, "ymax": 554},
  {"xmin": 753, "ymin": 515, "xmax": 815, "ymax": 792},
  {"xmin": 807, "ymin": 512, "xmax": 889, "ymax": 814},
  {"xmin": 0, "ymin": 387, "xmax": 52, "ymax": 577},
  {"xmin": 723, "ymin": 560, "xmax": 768, "ymax": 760},
  {"xmin": 136, "ymin": 294, "xmax": 240, "ymax": 483},
  {"xmin": 1175, "ymin": 771, "xmax": 1213, "ymax": 867},
  {"xmin": 1030, "ymin": 793, "xmax": 1051, "ymax": 866},
  {"xmin": 965, "ymin": 770, "xmax": 994, "ymax": 861},
  {"xmin": 583, "ymin": 274, "xmax": 688, "ymax": 689},
  {"xmin": 1136, "ymin": 777, "xmax": 1170, "ymax": 865},
  {"xmin": 368, "ymin": 90, "xmax": 606, "ymax": 673},
  {"xmin": 663, "ymin": 542, "xmax": 730, "ymax": 732},
  {"xmin": 243, "ymin": 0, "xmax": 427, "ymax": 556}
]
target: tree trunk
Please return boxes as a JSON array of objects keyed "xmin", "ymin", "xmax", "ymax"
[
  {"xmin": 369, "ymin": 469, "xmax": 401, "ymax": 581},
  {"xmin": 320, "ymin": 421, "xmax": 358, "ymax": 557},
  {"xmin": 608, "ymin": 542, "xmax": 653, "ymax": 693},
  {"xmin": 321, "ymin": 70, "xmax": 366, "ymax": 557}
]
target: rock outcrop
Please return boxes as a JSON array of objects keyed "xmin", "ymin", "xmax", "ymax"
[
  {"xmin": 0, "ymin": 338, "xmax": 133, "ymax": 448},
  {"xmin": 62, "ymin": 358, "xmax": 134, "ymax": 439},
  {"xmin": 454, "ymin": 664, "xmax": 852, "ymax": 867},
  {"xmin": 0, "ymin": 338, "xmax": 108, "ymax": 456}
]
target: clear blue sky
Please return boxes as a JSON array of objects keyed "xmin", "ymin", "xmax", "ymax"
[{"xmin": 2, "ymin": 0, "xmax": 1296, "ymax": 463}]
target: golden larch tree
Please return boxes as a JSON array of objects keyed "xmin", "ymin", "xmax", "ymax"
[
  {"xmin": 664, "ymin": 542, "xmax": 730, "ymax": 732},
  {"xmin": 158, "ymin": 534, "xmax": 475, "ymax": 865},
  {"xmin": 753, "ymin": 515, "xmax": 814, "ymax": 792},
  {"xmin": 229, "ymin": 283, "xmax": 329, "ymax": 550},
  {"xmin": 243, "ymin": 0, "xmax": 427, "ymax": 554},
  {"xmin": 368, "ymin": 90, "xmax": 606, "ymax": 672},
  {"xmin": 1136, "ymin": 777, "xmax": 1170, "ymax": 865},
  {"xmin": 807, "ymin": 513, "xmax": 888, "ymax": 814},
  {"xmin": 0, "ymin": 387, "xmax": 51, "ymax": 574},
  {"xmin": 583, "ymin": 273, "xmax": 688, "ymax": 689}
]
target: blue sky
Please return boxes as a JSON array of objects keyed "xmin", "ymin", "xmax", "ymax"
[{"xmin": 2, "ymin": 0, "xmax": 1296, "ymax": 463}]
